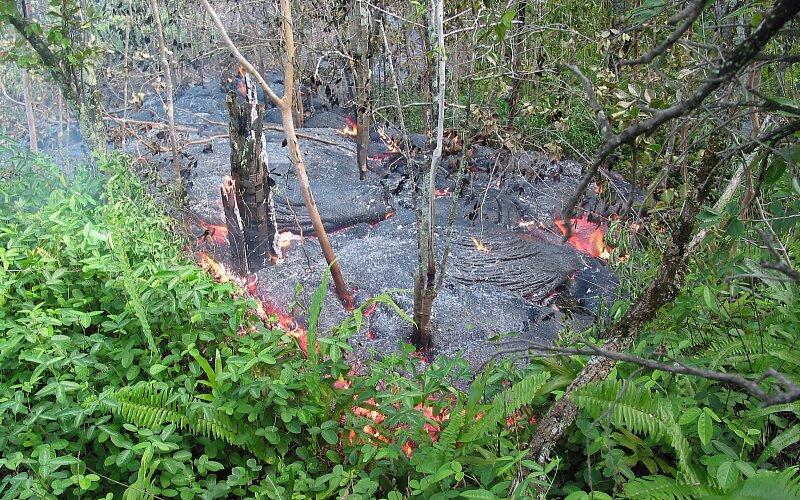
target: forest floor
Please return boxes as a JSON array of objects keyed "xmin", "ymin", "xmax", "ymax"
[{"xmin": 47, "ymin": 74, "xmax": 620, "ymax": 373}]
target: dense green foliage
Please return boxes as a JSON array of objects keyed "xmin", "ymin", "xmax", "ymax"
[
  {"xmin": 2, "ymin": 0, "xmax": 800, "ymax": 497},
  {"xmin": 1, "ymin": 142, "xmax": 798, "ymax": 499},
  {"xmin": 0, "ymin": 146, "xmax": 563, "ymax": 498}
]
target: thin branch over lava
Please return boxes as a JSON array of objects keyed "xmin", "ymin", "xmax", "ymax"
[{"xmin": 201, "ymin": 0, "xmax": 352, "ymax": 306}]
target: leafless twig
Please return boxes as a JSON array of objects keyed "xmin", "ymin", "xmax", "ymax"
[
  {"xmin": 621, "ymin": 0, "xmax": 709, "ymax": 66},
  {"xmin": 481, "ymin": 339, "xmax": 800, "ymax": 406}
]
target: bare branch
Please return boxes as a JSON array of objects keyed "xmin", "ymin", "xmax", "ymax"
[
  {"xmin": 482, "ymin": 339, "xmax": 800, "ymax": 406},
  {"xmin": 559, "ymin": 0, "xmax": 800, "ymax": 240},
  {"xmin": 565, "ymin": 64, "xmax": 613, "ymax": 142},
  {"xmin": 620, "ymin": 0, "xmax": 709, "ymax": 67},
  {"xmin": 200, "ymin": 0, "xmax": 283, "ymax": 107}
]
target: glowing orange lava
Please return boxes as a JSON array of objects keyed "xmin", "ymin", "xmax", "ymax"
[
  {"xmin": 336, "ymin": 116, "xmax": 358, "ymax": 138},
  {"xmin": 198, "ymin": 220, "xmax": 229, "ymax": 246},
  {"xmin": 470, "ymin": 236, "xmax": 491, "ymax": 253},
  {"xmin": 197, "ymin": 252, "xmax": 308, "ymax": 352},
  {"xmin": 554, "ymin": 214, "xmax": 611, "ymax": 259}
]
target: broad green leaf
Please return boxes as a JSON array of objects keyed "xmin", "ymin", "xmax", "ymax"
[{"xmin": 698, "ymin": 411, "xmax": 713, "ymax": 447}]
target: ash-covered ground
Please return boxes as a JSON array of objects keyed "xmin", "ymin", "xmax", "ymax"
[{"xmin": 49, "ymin": 75, "xmax": 621, "ymax": 372}]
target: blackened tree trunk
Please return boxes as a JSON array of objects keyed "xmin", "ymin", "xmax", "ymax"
[
  {"xmin": 226, "ymin": 72, "xmax": 281, "ymax": 272},
  {"xmin": 221, "ymin": 176, "xmax": 248, "ymax": 275}
]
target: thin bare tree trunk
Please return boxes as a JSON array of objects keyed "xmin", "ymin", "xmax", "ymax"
[
  {"xmin": 18, "ymin": 0, "xmax": 37, "ymax": 153},
  {"xmin": 202, "ymin": 0, "xmax": 351, "ymax": 306},
  {"xmin": 412, "ymin": 0, "xmax": 446, "ymax": 350},
  {"xmin": 149, "ymin": 0, "xmax": 181, "ymax": 186},
  {"xmin": 527, "ymin": 145, "xmax": 720, "ymax": 466},
  {"xmin": 506, "ymin": 0, "xmax": 527, "ymax": 125},
  {"xmin": 354, "ymin": 0, "xmax": 372, "ymax": 180},
  {"xmin": 21, "ymin": 69, "xmax": 37, "ymax": 153},
  {"xmin": 121, "ymin": 0, "xmax": 133, "ymax": 149}
]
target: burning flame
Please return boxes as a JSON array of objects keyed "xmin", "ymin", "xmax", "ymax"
[
  {"xmin": 376, "ymin": 126, "xmax": 400, "ymax": 153},
  {"xmin": 198, "ymin": 220, "xmax": 229, "ymax": 246},
  {"xmin": 278, "ymin": 231, "xmax": 303, "ymax": 249},
  {"xmin": 471, "ymin": 236, "xmax": 491, "ymax": 253},
  {"xmin": 197, "ymin": 251, "xmax": 308, "ymax": 352},
  {"xmin": 435, "ymin": 188, "xmax": 451, "ymax": 197},
  {"xmin": 554, "ymin": 214, "xmax": 611, "ymax": 260},
  {"xmin": 336, "ymin": 116, "xmax": 358, "ymax": 138}
]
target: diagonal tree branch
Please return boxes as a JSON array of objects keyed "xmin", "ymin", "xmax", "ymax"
[
  {"xmin": 482, "ymin": 340, "xmax": 800, "ymax": 406},
  {"xmin": 620, "ymin": 0, "xmax": 710, "ymax": 67},
  {"xmin": 560, "ymin": 0, "xmax": 800, "ymax": 241}
]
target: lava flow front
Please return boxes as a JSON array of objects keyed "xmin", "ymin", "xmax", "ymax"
[
  {"xmin": 197, "ymin": 220, "xmax": 229, "ymax": 246},
  {"xmin": 336, "ymin": 116, "xmax": 359, "ymax": 138},
  {"xmin": 554, "ymin": 214, "xmax": 611, "ymax": 259},
  {"xmin": 197, "ymin": 251, "xmax": 308, "ymax": 352}
]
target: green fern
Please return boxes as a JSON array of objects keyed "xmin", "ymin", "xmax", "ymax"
[
  {"xmin": 435, "ymin": 405, "xmax": 465, "ymax": 458},
  {"xmin": 573, "ymin": 379, "xmax": 698, "ymax": 484},
  {"xmin": 109, "ymin": 233, "xmax": 159, "ymax": 356},
  {"xmin": 623, "ymin": 475, "xmax": 703, "ymax": 499},
  {"xmin": 723, "ymin": 466, "xmax": 800, "ymax": 500},
  {"xmin": 103, "ymin": 381, "xmax": 272, "ymax": 463},
  {"xmin": 461, "ymin": 371, "xmax": 550, "ymax": 443},
  {"xmin": 740, "ymin": 402, "xmax": 800, "ymax": 420},
  {"xmin": 757, "ymin": 425, "xmax": 800, "ymax": 465}
]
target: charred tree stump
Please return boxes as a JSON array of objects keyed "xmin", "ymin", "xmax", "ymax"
[
  {"xmin": 220, "ymin": 176, "xmax": 248, "ymax": 274},
  {"xmin": 226, "ymin": 72, "xmax": 281, "ymax": 273}
]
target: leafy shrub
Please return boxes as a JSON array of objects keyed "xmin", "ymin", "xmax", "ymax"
[{"xmin": 0, "ymin": 144, "xmax": 559, "ymax": 498}]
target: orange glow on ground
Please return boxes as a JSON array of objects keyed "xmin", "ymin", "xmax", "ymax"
[
  {"xmin": 195, "ymin": 251, "xmax": 536, "ymax": 459},
  {"xmin": 336, "ymin": 116, "xmax": 358, "ymax": 138},
  {"xmin": 554, "ymin": 214, "xmax": 611, "ymax": 259},
  {"xmin": 198, "ymin": 220, "xmax": 229, "ymax": 246}
]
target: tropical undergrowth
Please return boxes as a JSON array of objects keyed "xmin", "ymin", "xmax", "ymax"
[
  {"xmin": 1, "ymin": 138, "xmax": 798, "ymax": 499},
  {"xmin": 0, "ymin": 141, "xmax": 561, "ymax": 499},
  {"xmin": 537, "ymin": 155, "xmax": 800, "ymax": 498}
]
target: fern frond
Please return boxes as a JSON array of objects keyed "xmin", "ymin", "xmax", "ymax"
[
  {"xmin": 728, "ymin": 466, "xmax": 800, "ymax": 500},
  {"xmin": 461, "ymin": 372, "xmax": 549, "ymax": 442},
  {"xmin": 435, "ymin": 407, "xmax": 464, "ymax": 456},
  {"xmin": 103, "ymin": 382, "xmax": 271, "ymax": 463},
  {"xmin": 109, "ymin": 233, "xmax": 159, "ymax": 356},
  {"xmin": 740, "ymin": 402, "xmax": 800, "ymax": 420},
  {"xmin": 757, "ymin": 425, "xmax": 800, "ymax": 465},
  {"xmin": 573, "ymin": 379, "xmax": 698, "ymax": 484},
  {"xmin": 623, "ymin": 475, "xmax": 700, "ymax": 499}
]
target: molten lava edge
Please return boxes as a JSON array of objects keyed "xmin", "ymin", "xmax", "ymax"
[
  {"xmin": 195, "ymin": 251, "xmax": 537, "ymax": 458},
  {"xmin": 554, "ymin": 214, "xmax": 612, "ymax": 260}
]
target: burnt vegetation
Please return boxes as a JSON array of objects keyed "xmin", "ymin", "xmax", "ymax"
[{"xmin": 1, "ymin": 0, "xmax": 799, "ymax": 498}]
